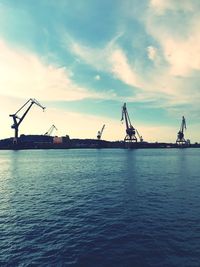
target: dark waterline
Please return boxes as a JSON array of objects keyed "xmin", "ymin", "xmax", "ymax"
[{"xmin": 0, "ymin": 149, "xmax": 200, "ymax": 267}]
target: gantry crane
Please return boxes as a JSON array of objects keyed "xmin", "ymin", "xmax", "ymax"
[
  {"xmin": 97, "ymin": 124, "xmax": 105, "ymax": 140},
  {"xmin": 176, "ymin": 116, "xmax": 187, "ymax": 145},
  {"xmin": 44, "ymin": 124, "xmax": 58, "ymax": 136},
  {"xmin": 121, "ymin": 103, "xmax": 137, "ymax": 142},
  {"xmin": 9, "ymin": 98, "xmax": 45, "ymax": 142}
]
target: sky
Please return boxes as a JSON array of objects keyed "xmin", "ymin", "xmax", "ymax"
[{"xmin": 0, "ymin": 0, "xmax": 200, "ymax": 142}]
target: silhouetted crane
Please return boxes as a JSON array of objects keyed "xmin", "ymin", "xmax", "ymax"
[
  {"xmin": 44, "ymin": 124, "xmax": 57, "ymax": 136},
  {"xmin": 176, "ymin": 116, "xmax": 187, "ymax": 145},
  {"xmin": 97, "ymin": 124, "xmax": 105, "ymax": 140},
  {"xmin": 121, "ymin": 103, "xmax": 137, "ymax": 142},
  {"xmin": 10, "ymin": 98, "xmax": 45, "ymax": 142}
]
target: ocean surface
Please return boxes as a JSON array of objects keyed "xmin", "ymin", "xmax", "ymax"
[{"xmin": 0, "ymin": 148, "xmax": 200, "ymax": 267}]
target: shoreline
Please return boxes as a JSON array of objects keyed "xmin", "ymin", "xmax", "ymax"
[{"xmin": 0, "ymin": 135, "xmax": 199, "ymax": 150}]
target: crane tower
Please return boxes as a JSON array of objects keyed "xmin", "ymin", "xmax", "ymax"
[{"xmin": 121, "ymin": 103, "xmax": 137, "ymax": 142}]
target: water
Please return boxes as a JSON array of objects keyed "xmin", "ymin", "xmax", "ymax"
[{"xmin": 0, "ymin": 148, "xmax": 200, "ymax": 267}]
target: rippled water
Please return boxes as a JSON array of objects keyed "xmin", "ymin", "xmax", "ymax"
[{"xmin": 0, "ymin": 148, "xmax": 200, "ymax": 267}]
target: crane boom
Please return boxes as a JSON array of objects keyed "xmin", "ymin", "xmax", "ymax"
[
  {"xmin": 180, "ymin": 116, "xmax": 186, "ymax": 133},
  {"xmin": 44, "ymin": 124, "xmax": 58, "ymax": 136},
  {"xmin": 97, "ymin": 124, "xmax": 105, "ymax": 140},
  {"xmin": 10, "ymin": 98, "xmax": 45, "ymax": 140},
  {"xmin": 121, "ymin": 104, "xmax": 131, "ymax": 131}
]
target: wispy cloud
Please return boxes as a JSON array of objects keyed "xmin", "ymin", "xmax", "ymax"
[
  {"xmin": 149, "ymin": 0, "xmax": 197, "ymax": 14},
  {"xmin": 107, "ymin": 0, "xmax": 200, "ymax": 112},
  {"xmin": 109, "ymin": 49, "xmax": 141, "ymax": 88},
  {"xmin": 146, "ymin": 45, "xmax": 160, "ymax": 64},
  {"xmin": 147, "ymin": 0, "xmax": 200, "ymax": 76},
  {"xmin": 0, "ymin": 39, "xmax": 110, "ymax": 102},
  {"xmin": 150, "ymin": 0, "xmax": 172, "ymax": 14},
  {"xmin": 65, "ymin": 33, "xmax": 143, "ymax": 89},
  {"xmin": 65, "ymin": 30, "xmax": 200, "ymax": 111},
  {"xmin": 63, "ymin": 0, "xmax": 200, "ymax": 114}
]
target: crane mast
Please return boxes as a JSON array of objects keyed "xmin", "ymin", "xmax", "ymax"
[
  {"xmin": 176, "ymin": 116, "xmax": 187, "ymax": 145},
  {"xmin": 44, "ymin": 124, "xmax": 57, "ymax": 136},
  {"xmin": 121, "ymin": 103, "xmax": 137, "ymax": 142},
  {"xmin": 97, "ymin": 124, "xmax": 105, "ymax": 140},
  {"xmin": 10, "ymin": 98, "xmax": 45, "ymax": 142}
]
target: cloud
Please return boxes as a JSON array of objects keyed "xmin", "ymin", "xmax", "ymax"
[
  {"xmin": 0, "ymin": 1, "xmax": 199, "ymax": 142},
  {"xmin": 162, "ymin": 31, "xmax": 200, "ymax": 76},
  {"xmin": 150, "ymin": 0, "xmax": 172, "ymax": 14},
  {"xmin": 70, "ymin": 41, "xmax": 107, "ymax": 70},
  {"xmin": 109, "ymin": 49, "xmax": 141, "ymax": 88},
  {"xmin": 66, "ymin": 30, "xmax": 200, "ymax": 114},
  {"xmin": 67, "ymin": 34, "xmax": 142, "ymax": 89},
  {"xmin": 147, "ymin": 0, "xmax": 200, "ymax": 76},
  {"xmin": 150, "ymin": 0, "xmax": 196, "ymax": 14},
  {"xmin": 0, "ymin": 39, "xmax": 109, "ymax": 102},
  {"xmin": 66, "ymin": 34, "xmax": 169, "ymax": 98},
  {"xmin": 147, "ymin": 46, "xmax": 157, "ymax": 61},
  {"xmin": 120, "ymin": 0, "xmax": 200, "ymax": 112}
]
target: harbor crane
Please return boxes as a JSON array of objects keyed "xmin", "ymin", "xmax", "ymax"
[
  {"xmin": 121, "ymin": 103, "xmax": 137, "ymax": 142},
  {"xmin": 10, "ymin": 98, "xmax": 45, "ymax": 142},
  {"xmin": 176, "ymin": 116, "xmax": 187, "ymax": 145},
  {"xmin": 44, "ymin": 124, "xmax": 57, "ymax": 136},
  {"xmin": 97, "ymin": 124, "xmax": 105, "ymax": 140}
]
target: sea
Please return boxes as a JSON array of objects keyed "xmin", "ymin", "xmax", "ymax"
[{"xmin": 0, "ymin": 148, "xmax": 200, "ymax": 267}]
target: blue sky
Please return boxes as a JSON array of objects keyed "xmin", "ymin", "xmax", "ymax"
[{"xmin": 0, "ymin": 0, "xmax": 200, "ymax": 142}]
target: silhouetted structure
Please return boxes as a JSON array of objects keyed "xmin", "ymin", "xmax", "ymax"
[
  {"xmin": 176, "ymin": 116, "xmax": 187, "ymax": 145},
  {"xmin": 9, "ymin": 98, "xmax": 45, "ymax": 143},
  {"xmin": 97, "ymin": 124, "xmax": 105, "ymax": 140},
  {"xmin": 121, "ymin": 103, "xmax": 138, "ymax": 142},
  {"xmin": 44, "ymin": 124, "xmax": 57, "ymax": 136}
]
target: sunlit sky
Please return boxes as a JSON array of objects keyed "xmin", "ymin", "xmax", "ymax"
[{"xmin": 0, "ymin": 0, "xmax": 200, "ymax": 142}]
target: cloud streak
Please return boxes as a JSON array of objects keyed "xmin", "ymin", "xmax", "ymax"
[
  {"xmin": 66, "ymin": 34, "xmax": 143, "ymax": 89},
  {"xmin": 65, "ymin": 29, "xmax": 200, "ymax": 112},
  {"xmin": 146, "ymin": 1, "xmax": 200, "ymax": 76},
  {"xmin": 0, "ymin": 39, "xmax": 110, "ymax": 102}
]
